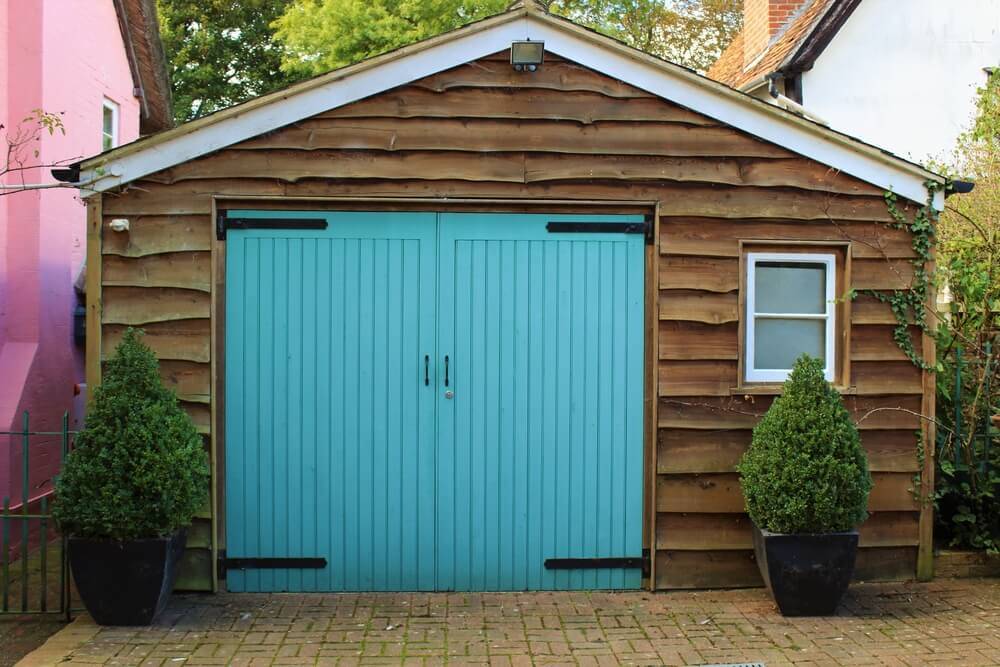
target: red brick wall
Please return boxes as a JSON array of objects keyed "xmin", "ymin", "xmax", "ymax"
[{"xmin": 743, "ymin": 0, "xmax": 807, "ymax": 67}]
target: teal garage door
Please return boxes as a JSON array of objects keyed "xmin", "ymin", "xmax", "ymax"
[{"xmin": 225, "ymin": 211, "xmax": 645, "ymax": 591}]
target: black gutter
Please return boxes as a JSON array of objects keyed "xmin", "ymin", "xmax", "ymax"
[
  {"xmin": 946, "ymin": 180, "xmax": 975, "ymax": 197},
  {"xmin": 51, "ymin": 165, "xmax": 81, "ymax": 183}
]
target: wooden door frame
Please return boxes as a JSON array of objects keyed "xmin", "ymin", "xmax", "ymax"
[{"xmin": 211, "ymin": 195, "xmax": 660, "ymax": 591}]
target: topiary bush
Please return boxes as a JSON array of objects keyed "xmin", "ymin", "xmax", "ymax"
[
  {"xmin": 53, "ymin": 328, "xmax": 209, "ymax": 540},
  {"xmin": 738, "ymin": 354, "xmax": 873, "ymax": 534}
]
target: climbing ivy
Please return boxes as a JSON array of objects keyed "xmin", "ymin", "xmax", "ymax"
[{"xmin": 859, "ymin": 180, "xmax": 943, "ymax": 369}]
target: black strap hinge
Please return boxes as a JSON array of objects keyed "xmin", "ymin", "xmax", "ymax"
[
  {"xmin": 217, "ymin": 550, "xmax": 327, "ymax": 579},
  {"xmin": 546, "ymin": 217, "xmax": 654, "ymax": 245},
  {"xmin": 544, "ymin": 554, "xmax": 649, "ymax": 577},
  {"xmin": 216, "ymin": 210, "xmax": 328, "ymax": 240}
]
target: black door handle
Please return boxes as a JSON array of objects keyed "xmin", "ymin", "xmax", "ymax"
[
  {"xmin": 424, "ymin": 355, "xmax": 429, "ymax": 386},
  {"xmin": 444, "ymin": 355, "xmax": 449, "ymax": 387}
]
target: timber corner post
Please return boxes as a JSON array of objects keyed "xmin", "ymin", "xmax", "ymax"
[
  {"xmin": 916, "ymin": 218, "xmax": 938, "ymax": 582},
  {"xmin": 210, "ymin": 198, "xmax": 223, "ymax": 593},
  {"xmin": 645, "ymin": 203, "xmax": 660, "ymax": 590},
  {"xmin": 85, "ymin": 196, "xmax": 103, "ymax": 392}
]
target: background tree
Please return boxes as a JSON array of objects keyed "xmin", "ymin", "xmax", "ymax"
[
  {"xmin": 0, "ymin": 110, "xmax": 73, "ymax": 196},
  {"xmin": 157, "ymin": 0, "xmax": 298, "ymax": 122},
  {"xmin": 549, "ymin": 0, "xmax": 740, "ymax": 71},
  {"xmin": 157, "ymin": 0, "xmax": 741, "ymax": 117},
  {"xmin": 933, "ymin": 70, "xmax": 1000, "ymax": 552},
  {"xmin": 274, "ymin": 0, "xmax": 740, "ymax": 77},
  {"xmin": 273, "ymin": 0, "xmax": 508, "ymax": 76}
]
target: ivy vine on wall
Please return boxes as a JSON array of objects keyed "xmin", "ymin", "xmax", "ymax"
[{"xmin": 857, "ymin": 181, "xmax": 942, "ymax": 369}]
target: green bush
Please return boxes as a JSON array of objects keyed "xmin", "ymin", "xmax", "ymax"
[
  {"xmin": 53, "ymin": 328, "xmax": 209, "ymax": 540},
  {"xmin": 738, "ymin": 355, "xmax": 872, "ymax": 534}
]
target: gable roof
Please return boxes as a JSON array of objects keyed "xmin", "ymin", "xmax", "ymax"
[
  {"xmin": 707, "ymin": 0, "xmax": 861, "ymax": 93},
  {"xmin": 79, "ymin": 0, "xmax": 942, "ymax": 208},
  {"xmin": 113, "ymin": 0, "xmax": 174, "ymax": 134}
]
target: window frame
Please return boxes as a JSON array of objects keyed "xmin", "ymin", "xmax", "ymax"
[
  {"xmin": 744, "ymin": 251, "xmax": 837, "ymax": 383},
  {"xmin": 102, "ymin": 99, "xmax": 119, "ymax": 151}
]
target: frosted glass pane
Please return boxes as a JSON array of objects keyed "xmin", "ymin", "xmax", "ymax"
[
  {"xmin": 754, "ymin": 262, "xmax": 826, "ymax": 314},
  {"xmin": 754, "ymin": 318, "xmax": 825, "ymax": 369}
]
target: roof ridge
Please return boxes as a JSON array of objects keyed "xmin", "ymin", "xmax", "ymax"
[{"xmin": 507, "ymin": 0, "xmax": 549, "ymax": 13}]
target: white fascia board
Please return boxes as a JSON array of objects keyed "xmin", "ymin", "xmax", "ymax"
[{"xmin": 81, "ymin": 14, "xmax": 942, "ymax": 209}]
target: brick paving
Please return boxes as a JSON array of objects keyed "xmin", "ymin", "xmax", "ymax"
[
  {"xmin": 26, "ymin": 578, "xmax": 1000, "ymax": 666},
  {"xmin": 0, "ymin": 617, "xmax": 66, "ymax": 667}
]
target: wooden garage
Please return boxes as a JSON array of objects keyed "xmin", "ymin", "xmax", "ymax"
[{"xmin": 76, "ymin": 0, "xmax": 942, "ymax": 592}]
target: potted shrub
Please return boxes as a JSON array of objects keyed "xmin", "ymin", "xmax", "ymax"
[
  {"xmin": 738, "ymin": 355, "xmax": 873, "ymax": 616},
  {"xmin": 54, "ymin": 329, "xmax": 209, "ymax": 625}
]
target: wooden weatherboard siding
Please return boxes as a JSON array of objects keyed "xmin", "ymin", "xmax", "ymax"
[{"xmin": 92, "ymin": 50, "xmax": 932, "ymax": 591}]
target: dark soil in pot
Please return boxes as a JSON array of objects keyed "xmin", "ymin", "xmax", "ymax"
[
  {"xmin": 68, "ymin": 528, "xmax": 187, "ymax": 626},
  {"xmin": 752, "ymin": 522, "xmax": 858, "ymax": 616}
]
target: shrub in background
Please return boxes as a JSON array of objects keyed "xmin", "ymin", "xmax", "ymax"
[
  {"xmin": 53, "ymin": 328, "xmax": 209, "ymax": 540},
  {"xmin": 932, "ymin": 69, "xmax": 1000, "ymax": 553},
  {"xmin": 738, "ymin": 355, "xmax": 872, "ymax": 534}
]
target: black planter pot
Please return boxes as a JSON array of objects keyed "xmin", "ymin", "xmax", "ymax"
[
  {"xmin": 752, "ymin": 522, "xmax": 858, "ymax": 616},
  {"xmin": 68, "ymin": 528, "xmax": 187, "ymax": 626}
]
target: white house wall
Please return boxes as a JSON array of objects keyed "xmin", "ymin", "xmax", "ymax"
[{"xmin": 802, "ymin": 0, "xmax": 1000, "ymax": 164}]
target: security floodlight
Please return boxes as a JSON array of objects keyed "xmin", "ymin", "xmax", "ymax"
[{"xmin": 511, "ymin": 40, "xmax": 544, "ymax": 71}]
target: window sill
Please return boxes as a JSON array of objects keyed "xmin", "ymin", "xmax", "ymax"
[{"xmin": 730, "ymin": 385, "xmax": 857, "ymax": 396}]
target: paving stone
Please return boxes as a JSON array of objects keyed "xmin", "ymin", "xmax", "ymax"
[{"xmin": 14, "ymin": 578, "xmax": 999, "ymax": 666}]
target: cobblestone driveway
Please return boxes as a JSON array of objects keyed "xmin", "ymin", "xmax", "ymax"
[{"xmin": 26, "ymin": 578, "xmax": 1000, "ymax": 666}]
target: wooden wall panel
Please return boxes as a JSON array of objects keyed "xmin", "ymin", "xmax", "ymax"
[
  {"xmin": 659, "ymin": 290, "xmax": 738, "ymax": 324},
  {"xmin": 660, "ymin": 218, "xmax": 916, "ymax": 258},
  {"xmin": 658, "ymin": 428, "xmax": 920, "ymax": 475},
  {"xmin": 658, "ymin": 394, "xmax": 922, "ymax": 429},
  {"xmin": 226, "ymin": 120, "xmax": 794, "ymax": 158},
  {"xmin": 95, "ymin": 50, "xmax": 930, "ymax": 591},
  {"xmin": 320, "ymin": 85, "xmax": 719, "ymax": 124},
  {"xmin": 656, "ymin": 472, "xmax": 917, "ymax": 514},
  {"xmin": 102, "ymin": 215, "xmax": 212, "ymax": 256},
  {"xmin": 103, "ymin": 252, "xmax": 211, "ymax": 292},
  {"xmin": 103, "ymin": 320, "xmax": 211, "ymax": 363},
  {"xmin": 659, "ymin": 321, "xmax": 739, "ymax": 360},
  {"xmin": 655, "ymin": 550, "xmax": 759, "ymax": 589},
  {"xmin": 656, "ymin": 546, "xmax": 918, "ymax": 589},
  {"xmin": 657, "ymin": 511, "xmax": 919, "ymax": 550},
  {"xmin": 102, "ymin": 286, "xmax": 210, "ymax": 325},
  {"xmin": 852, "ymin": 325, "xmax": 919, "ymax": 361}
]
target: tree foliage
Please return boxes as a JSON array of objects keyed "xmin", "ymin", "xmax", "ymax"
[
  {"xmin": 738, "ymin": 355, "xmax": 872, "ymax": 534},
  {"xmin": 550, "ymin": 0, "xmax": 740, "ymax": 72},
  {"xmin": 158, "ymin": 0, "xmax": 298, "ymax": 122},
  {"xmin": 0, "ymin": 109, "xmax": 74, "ymax": 197},
  {"xmin": 158, "ymin": 0, "xmax": 740, "ymax": 113},
  {"xmin": 273, "ymin": 0, "xmax": 740, "ymax": 76},
  {"xmin": 273, "ymin": 0, "xmax": 508, "ymax": 76},
  {"xmin": 53, "ymin": 329, "xmax": 210, "ymax": 540},
  {"xmin": 933, "ymin": 70, "xmax": 1000, "ymax": 553}
]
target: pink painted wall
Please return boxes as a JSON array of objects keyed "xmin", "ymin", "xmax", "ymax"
[{"xmin": 0, "ymin": 0, "xmax": 140, "ymax": 510}]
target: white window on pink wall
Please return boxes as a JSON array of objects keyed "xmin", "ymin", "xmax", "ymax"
[{"xmin": 102, "ymin": 99, "xmax": 119, "ymax": 151}]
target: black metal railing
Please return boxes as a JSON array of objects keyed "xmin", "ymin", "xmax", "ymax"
[{"xmin": 0, "ymin": 412, "xmax": 72, "ymax": 618}]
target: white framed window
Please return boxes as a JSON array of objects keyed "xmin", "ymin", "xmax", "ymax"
[
  {"xmin": 102, "ymin": 99, "xmax": 119, "ymax": 151},
  {"xmin": 745, "ymin": 252, "xmax": 836, "ymax": 383}
]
